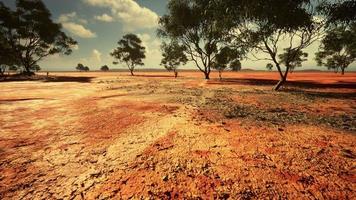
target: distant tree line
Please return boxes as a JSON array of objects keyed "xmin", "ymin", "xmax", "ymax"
[{"xmin": 1, "ymin": 0, "xmax": 355, "ymax": 91}]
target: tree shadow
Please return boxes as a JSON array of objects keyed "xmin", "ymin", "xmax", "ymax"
[
  {"xmin": 0, "ymin": 75, "xmax": 93, "ymax": 83},
  {"xmin": 282, "ymin": 88, "xmax": 356, "ymax": 100},
  {"xmin": 0, "ymin": 98, "xmax": 49, "ymax": 103},
  {"xmin": 126, "ymin": 74, "xmax": 174, "ymax": 78},
  {"xmin": 208, "ymin": 78, "xmax": 356, "ymax": 100},
  {"xmin": 43, "ymin": 76, "xmax": 94, "ymax": 83},
  {"xmin": 208, "ymin": 78, "xmax": 356, "ymax": 89}
]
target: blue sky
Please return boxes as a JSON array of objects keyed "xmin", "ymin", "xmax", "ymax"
[{"xmin": 1, "ymin": 0, "xmax": 355, "ymax": 71}]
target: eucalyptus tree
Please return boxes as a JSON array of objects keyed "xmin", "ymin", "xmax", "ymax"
[
  {"xmin": 158, "ymin": 0, "xmax": 242, "ymax": 79},
  {"xmin": 279, "ymin": 49, "xmax": 308, "ymax": 73},
  {"xmin": 212, "ymin": 47, "xmax": 241, "ymax": 80},
  {"xmin": 76, "ymin": 63, "xmax": 85, "ymax": 71},
  {"xmin": 224, "ymin": 0, "xmax": 324, "ymax": 90},
  {"xmin": 160, "ymin": 41, "xmax": 188, "ymax": 78},
  {"xmin": 316, "ymin": 23, "xmax": 356, "ymax": 75},
  {"xmin": 315, "ymin": 1, "xmax": 356, "ymax": 75},
  {"xmin": 230, "ymin": 60, "xmax": 242, "ymax": 71},
  {"xmin": 0, "ymin": 0, "xmax": 77, "ymax": 75},
  {"xmin": 100, "ymin": 65, "xmax": 109, "ymax": 71},
  {"xmin": 321, "ymin": 0, "xmax": 356, "ymax": 25},
  {"xmin": 266, "ymin": 63, "xmax": 273, "ymax": 71},
  {"xmin": 111, "ymin": 34, "xmax": 146, "ymax": 76}
]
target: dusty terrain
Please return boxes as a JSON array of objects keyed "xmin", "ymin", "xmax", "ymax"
[{"xmin": 0, "ymin": 71, "xmax": 355, "ymax": 199}]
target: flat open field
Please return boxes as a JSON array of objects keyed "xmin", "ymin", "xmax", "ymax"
[{"xmin": 0, "ymin": 71, "xmax": 355, "ymax": 199}]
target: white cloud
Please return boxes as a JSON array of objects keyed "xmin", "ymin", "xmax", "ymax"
[
  {"xmin": 58, "ymin": 12, "xmax": 96, "ymax": 38},
  {"xmin": 95, "ymin": 13, "xmax": 114, "ymax": 22},
  {"xmin": 137, "ymin": 33, "xmax": 162, "ymax": 68},
  {"xmin": 62, "ymin": 22, "xmax": 97, "ymax": 38},
  {"xmin": 83, "ymin": 0, "xmax": 159, "ymax": 30},
  {"xmin": 58, "ymin": 12, "xmax": 77, "ymax": 23},
  {"xmin": 92, "ymin": 49, "xmax": 102, "ymax": 62}
]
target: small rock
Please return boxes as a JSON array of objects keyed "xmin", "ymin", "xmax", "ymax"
[
  {"xmin": 278, "ymin": 128, "xmax": 284, "ymax": 132},
  {"xmin": 162, "ymin": 175, "xmax": 169, "ymax": 181}
]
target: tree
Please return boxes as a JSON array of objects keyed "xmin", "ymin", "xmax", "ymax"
[
  {"xmin": 31, "ymin": 64, "xmax": 41, "ymax": 72},
  {"xmin": 212, "ymin": 47, "xmax": 241, "ymax": 80},
  {"xmin": 316, "ymin": 24, "xmax": 356, "ymax": 75},
  {"xmin": 230, "ymin": 60, "xmax": 242, "ymax": 72},
  {"xmin": 266, "ymin": 63, "xmax": 273, "ymax": 71},
  {"xmin": 76, "ymin": 63, "xmax": 85, "ymax": 71},
  {"xmin": 83, "ymin": 66, "xmax": 90, "ymax": 72},
  {"xmin": 225, "ymin": 0, "xmax": 324, "ymax": 90},
  {"xmin": 100, "ymin": 65, "xmax": 109, "ymax": 71},
  {"xmin": 321, "ymin": 0, "xmax": 356, "ymax": 25},
  {"xmin": 0, "ymin": 0, "xmax": 77, "ymax": 75},
  {"xmin": 160, "ymin": 41, "xmax": 188, "ymax": 78},
  {"xmin": 0, "ymin": 65, "xmax": 7, "ymax": 76},
  {"xmin": 111, "ymin": 34, "xmax": 145, "ymax": 76},
  {"xmin": 9, "ymin": 65, "xmax": 18, "ymax": 72},
  {"xmin": 158, "ymin": 0, "xmax": 243, "ymax": 79},
  {"xmin": 279, "ymin": 48, "xmax": 308, "ymax": 73}
]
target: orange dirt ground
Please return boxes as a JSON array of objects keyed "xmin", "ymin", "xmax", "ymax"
[{"xmin": 0, "ymin": 71, "xmax": 355, "ymax": 199}]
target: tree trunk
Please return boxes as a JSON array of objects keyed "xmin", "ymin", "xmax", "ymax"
[
  {"xmin": 273, "ymin": 66, "xmax": 290, "ymax": 91},
  {"xmin": 219, "ymin": 71, "xmax": 222, "ymax": 81},
  {"xmin": 273, "ymin": 77, "xmax": 286, "ymax": 91},
  {"xmin": 24, "ymin": 64, "xmax": 33, "ymax": 76},
  {"xmin": 174, "ymin": 70, "xmax": 178, "ymax": 78},
  {"xmin": 204, "ymin": 71, "xmax": 210, "ymax": 80},
  {"xmin": 341, "ymin": 67, "xmax": 345, "ymax": 75},
  {"xmin": 130, "ymin": 70, "xmax": 134, "ymax": 76}
]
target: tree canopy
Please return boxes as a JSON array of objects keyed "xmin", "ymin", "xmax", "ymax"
[
  {"xmin": 321, "ymin": 0, "xmax": 356, "ymax": 25},
  {"xmin": 223, "ymin": 0, "xmax": 323, "ymax": 90},
  {"xmin": 212, "ymin": 47, "xmax": 242, "ymax": 79},
  {"xmin": 158, "ymin": 0, "xmax": 242, "ymax": 79},
  {"xmin": 100, "ymin": 65, "xmax": 109, "ymax": 71},
  {"xmin": 111, "ymin": 34, "xmax": 146, "ymax": 76},
  {"xmin": 160, "ymin": 41, "xmax": 188, "ymax": 77},
  {"xmin": 316, "ymin": 23, "xmax": 356, "ymax": 75},
  {"xmin": 0, "ymin": 0, "xmax": 77, "ymax": 75},
  {"xmin": 76, "ymin": 63, "xmax": 89, "ymax": 72}
]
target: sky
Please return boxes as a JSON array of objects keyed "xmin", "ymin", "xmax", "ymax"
[{"xmin": 1, "ymin": 0, "xmax": 355, "ymax": 71}]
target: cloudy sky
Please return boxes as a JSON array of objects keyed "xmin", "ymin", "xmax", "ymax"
[{"xmin": 2, "ymin": 0, "xmax": 355, "ymax": 71}]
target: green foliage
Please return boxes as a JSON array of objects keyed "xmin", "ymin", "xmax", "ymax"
[
  {"xmin": 279, "ymin": 48, "xmax": 308, "ymax": 71},
  {"xmin": 212, "ymin": 47, "xmax": 242, "ymax": 79},
  {"xmin": 266, "ymin": 63, "xmax": 273, "ymax": 71},
  {"xmin": 76, "ymin": 63, "xmax": 88, "ymax": 71},
  {"xmin": 212, "ymin": 47, "xmax": 240, "ymax": 71},
  {"xmin": 224, "ymin": 0, "xmax": 323, "ymax": 90},
  {"xmin": 111, "ymin": 33, "xmax": 145, "ymax": 75},
  {"xmin": 320, "ymin": 0, "xmax": 356, "ymax": 25},
  {"xmin": 230, "ymin": 60, "xmax": 242, "ymax": 71},
  {"xmin": 158, "ymin": 0, "xmax": 241, "ymax": 79},
  {"xmin": 9, "ymin": 65, "xmax": 18, "ymax": 71},
  {"xmin": 31, "ymin": 65, "xmax": 41, "ymax": 72},
  {"xmin": 0, "ymin": 0, "xmax": 77, "ymax": 74},
  {"xmin": 316, "ymin": 23, "xmax": 356, "ymax": 74},
  {"xmin": 100, "ymin": 65, "xmax": 109, "ymax": 71},
  {"xmin": 160, "ymin": 41, "xmax": 187, "ymax": 73}
]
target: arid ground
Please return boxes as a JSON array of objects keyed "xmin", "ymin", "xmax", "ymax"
[{"xmin": 0, "ymin": 71, "xmax": 355, "ymax": 199}]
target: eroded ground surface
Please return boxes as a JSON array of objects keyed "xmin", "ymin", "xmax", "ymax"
[{"xmin": 0, "ymin": 71, "xmax": 355, "ymax": 199}]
